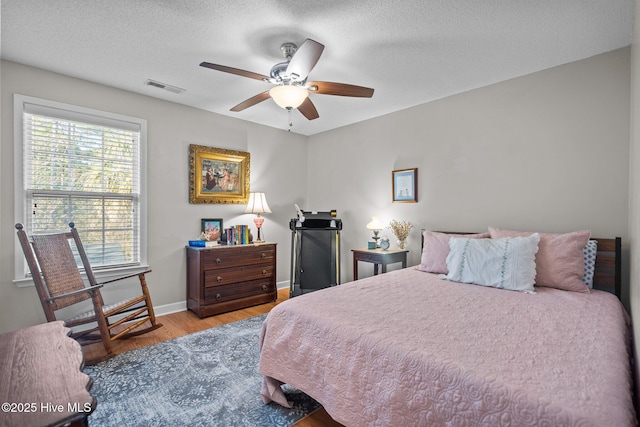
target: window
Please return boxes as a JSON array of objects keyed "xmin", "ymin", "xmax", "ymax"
[{"xmin": 14, "ymin": 95, "xmax": 147, "ymax": 278}]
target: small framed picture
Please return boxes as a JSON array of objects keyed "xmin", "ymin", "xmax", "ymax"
[
  {"xmin": 201, "ymin": 218, "xmax": 223, "ymax": 241},
  {"xmin": 392, "ymin": 168, "xmax": 418, "ymax": 203}
]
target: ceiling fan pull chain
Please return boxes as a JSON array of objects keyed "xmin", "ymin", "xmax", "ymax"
[{"xmin": 287, "ymin": 107, "xmax": 293, "ymax": 131}]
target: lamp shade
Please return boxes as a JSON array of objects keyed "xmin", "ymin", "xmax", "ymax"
[
  {"xmin": 244, "ymin": 192, "xmax": 272, "ymax": 214},
  {"xmin": 269, "ymin": 85, "xmax": 308, "ymax": 109},
  {"xmin": 366, "ymin": 216, "xmax": 384, "ymax": 230}
]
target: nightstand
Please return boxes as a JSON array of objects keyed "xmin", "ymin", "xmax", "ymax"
[{"xmin": 351, "ymin": 248, "xmax": 408, "ymax": 280}]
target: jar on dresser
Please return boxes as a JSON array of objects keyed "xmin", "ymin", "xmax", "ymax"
[{"xmin": 186, "ymin": 243, "xmax": 277, "ymax": 318}]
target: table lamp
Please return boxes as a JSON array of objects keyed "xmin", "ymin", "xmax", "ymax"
[
  {"xmin": 366, "ymin": 216, "xmax": 385, "ymax": 248},
  {"xmin": 244, "ymin": 192, "xmax": 272, "ymax": 243}
]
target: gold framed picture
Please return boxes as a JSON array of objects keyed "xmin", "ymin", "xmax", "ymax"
[{"xmin": 189, "ymin": 144, "xmax": 250, "ymax": 204}]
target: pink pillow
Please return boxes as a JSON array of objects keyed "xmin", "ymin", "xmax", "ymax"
[
  {"xmin": 417, "ymin": 230, "xmax": 490, "ymax": 274},
  {"xmin": 488, "ymin": 227, "xmax": 591, "ymax": 293}
]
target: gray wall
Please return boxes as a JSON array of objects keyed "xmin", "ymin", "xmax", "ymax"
[
  {"xmin": 629, "ymin": 0, "xmax": 640, "ymax": 409},
  {"xmin": 0, "ymin": 45, "xmax": 632, "ymax": 332},
  {"xmin": 308, "ymin": 48, "xmax": 630, "ymax": 289},
  {"xmin": 0, "ymin": 60, "xmax": 308, "ymax": 332}
]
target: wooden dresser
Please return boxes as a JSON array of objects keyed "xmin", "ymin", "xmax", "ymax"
[{"xmin": 186, "ymin": 243, "xmax": 277, "ymax": 318}]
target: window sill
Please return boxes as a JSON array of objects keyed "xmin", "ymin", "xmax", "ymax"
[{"xmin": 13, "ymin": 264, "xmax": 151, "ymax": 288}]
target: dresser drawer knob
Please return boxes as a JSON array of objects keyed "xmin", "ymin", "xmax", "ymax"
[
  {"xmin": 216, "ymin": 293, "xmax": 221, "ymax": 300},
  {"xmin": 262, "ymin": 269, "xmax": 267, "ymax": 275},
  {"xmin": 217, "ymin": 276, "xmax": 222, "ymax": 282},
  {"xmin": 262, "ymin": 284, "xmax": 268, "ymax": 291},
  {"xmin": 261, "ymin": 253, "xmax": 266, "ymax": 259},
  {"xmin": 216, "ymin": 258, "xmax": 221, "ymax": 264}
]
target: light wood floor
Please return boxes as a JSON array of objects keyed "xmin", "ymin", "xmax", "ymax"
[{"xmin": 82, "ymin": 288, "xmax": 343, "ymax": 427}]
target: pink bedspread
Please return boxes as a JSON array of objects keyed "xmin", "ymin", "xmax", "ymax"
[{"xmin": 259, "ymin": 268, "xmax": 636, "ymax": 426}]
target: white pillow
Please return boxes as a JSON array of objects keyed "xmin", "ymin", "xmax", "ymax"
[{"xmin": 444, "ymin": 234, "xmax": 540, "ymax": 292}]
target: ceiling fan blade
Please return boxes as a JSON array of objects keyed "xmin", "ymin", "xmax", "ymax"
[
  {"xmin": 297, "ymin": 97, "xmax": 319, "ymax": 120},
  {"xmin": 230, "ymin": 91, "xmax": 271, "ymax": 112},
  {"xmin": 286, "ymin": 39, "xmax": 324, "ymax": 81},
  {"xmin": 200, "ymin": 62, "xmax": 269, "ymax": 82},
  {"xmin": 307, "ymin": 81, "xmax": 374, "ymax": 98}
]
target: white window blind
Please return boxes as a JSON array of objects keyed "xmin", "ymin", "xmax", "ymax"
[{"xmin": 22, "ymin": 101, "xmax": 142, "ymax": 270}]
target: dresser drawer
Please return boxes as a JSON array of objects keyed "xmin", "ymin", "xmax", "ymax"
[
  {"xmin": 204, "ymin": 279, "xmax": 275, "ymax": 304},
  {"xmin": 202, "ymin": 246, "xmax": 275, "ymax": 270},
  {"xmin": 204, "ymin": 264, "xmax": 273, "ymax": 287}
]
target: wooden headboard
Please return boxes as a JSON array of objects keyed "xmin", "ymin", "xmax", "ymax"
[
  {"xmin": 421, "ymin": 230, "xmax": 622, "ymax": 299},
  {"xmin": 590, "ymin": 237, "xmax": 622, "ymax": 297}
]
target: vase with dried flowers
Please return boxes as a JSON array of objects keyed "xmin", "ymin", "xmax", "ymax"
[{"xmin": 389, "ymin": 219, "xmax": 413, "ymax": 249}]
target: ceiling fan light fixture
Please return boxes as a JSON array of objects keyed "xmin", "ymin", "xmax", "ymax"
[{"xmin": 269, "ymin": 85, "xmax": 308, "ymax": 109}]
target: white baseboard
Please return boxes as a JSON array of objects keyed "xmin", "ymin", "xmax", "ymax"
[{"xmin": 154, "ymin": 300, "xmax": 187, "ymax": 317}]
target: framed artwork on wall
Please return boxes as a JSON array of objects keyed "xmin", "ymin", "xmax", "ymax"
[
  {"xmin": 392, "ymin": 168, "xmax": 418, "ymax": 203},
  {"xmin": 201, "ymin": 218, "xmax": 223, "ymax": 241},
  {"xmin": 189, "ymin": 144, "xmax": 250, "ymax": 204}
]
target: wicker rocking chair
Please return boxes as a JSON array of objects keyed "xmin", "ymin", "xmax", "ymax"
[{"xmin": 15, "ymin": 222, "xmax": 162, "ymax": 362}]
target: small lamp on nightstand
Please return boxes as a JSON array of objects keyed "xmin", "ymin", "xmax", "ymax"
[
  {"xmin": 244, "ymin": 192, "xmax": 272, "ymax": 243},
  {"xmin": 366, "ymin": 216, "xmax": 385, "ymax": 248}
]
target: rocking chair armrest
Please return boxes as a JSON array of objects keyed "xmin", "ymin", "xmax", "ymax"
[
  {"xmin": 98, "ymin": 269, "xmax": 152, "ymax": 286},
  {"xmin": 46, "ymin": 284, "xmax": 104, "ymax": 303}
]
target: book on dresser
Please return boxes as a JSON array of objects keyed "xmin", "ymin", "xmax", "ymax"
[
  {"xmin": 185, "ymin": 243, "xmax": 277, "ymax": 318},
  {"xmin": 188, "ymin": 240, "xmax": 218, "ymax": 247}
]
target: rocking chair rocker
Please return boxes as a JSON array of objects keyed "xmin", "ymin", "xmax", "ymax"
[{"xmin": 15, "ymin": 222, "xmax": 162, "ymax": 362}]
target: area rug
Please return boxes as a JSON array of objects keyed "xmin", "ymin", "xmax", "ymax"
[{"xmin": 83, "ymin": 314, "xmax": 321, "ymax": 426}]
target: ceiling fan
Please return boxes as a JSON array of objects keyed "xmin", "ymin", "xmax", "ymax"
[{"xmin": 200, "ymin": 39, "xmax": 374, "ymax": 121}]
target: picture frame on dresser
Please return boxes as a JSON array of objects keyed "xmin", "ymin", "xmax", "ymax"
[
  {"xmin": 392, "ymin": 168, "xmax": 418, "ymax": 203},
  {"xmin": 201, "ymin": 218, "xmax": 223, "ymax": 241},
  {"xmin": 188, "ymin": 144, "xmax": 250, "ymax": 204}
]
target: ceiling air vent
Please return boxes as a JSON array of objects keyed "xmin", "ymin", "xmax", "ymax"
[{"xmin": 144, "ymin": 79, "xmax": 185, "ymax": 94}]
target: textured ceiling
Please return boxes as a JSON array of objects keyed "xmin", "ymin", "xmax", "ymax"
[{"xmin": 1, "ymin": 0, "xmax": 634, "ymax": 136}]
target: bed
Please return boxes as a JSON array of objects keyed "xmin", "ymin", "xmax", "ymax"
[{"xmin": 258, "ymin": 228, "xmax": 636, "ymax": 426}]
